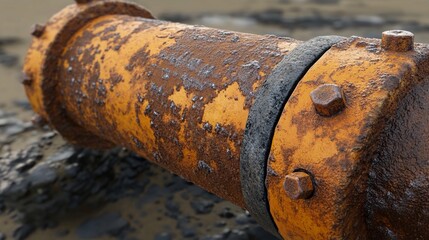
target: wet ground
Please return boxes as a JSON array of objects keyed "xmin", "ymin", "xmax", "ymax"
[{"xmin": 1, "ymin": 0, "xmax": 429, "ymax": 239}]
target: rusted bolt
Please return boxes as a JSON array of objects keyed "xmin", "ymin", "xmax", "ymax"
[
  {"xmin": 283, "ymin": 172, "xmax": 314, "ymax": 200},
  {"xmin": 20, "ymin": 72, "xmax": 33, "ymax": 86},
  {"xmin": 381, "ymin": 30, "xmax": 414, "ymax": 52},
  {"xmin": 31, "ymin": 24, "xmax": 46, "ymax": 38},
  {"xmin": 310, "ymin": 84, "xmax": 346, "ymax": 117}
]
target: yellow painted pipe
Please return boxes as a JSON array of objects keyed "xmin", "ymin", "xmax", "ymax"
[{"xmin": 22, "ymin": 1, "xmax": 429, "ymax": 239}]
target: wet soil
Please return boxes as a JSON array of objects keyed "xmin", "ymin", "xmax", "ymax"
[{"xmin": 1, "ymin": 0, "xmax": 429, "ymax": 239}]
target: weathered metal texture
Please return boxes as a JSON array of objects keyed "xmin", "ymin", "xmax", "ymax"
[
  {"xmin": 366, "ymin": 48, "xmax": 429, "ymax": 239},
  {"xmin": 23, "ymin": 0, "xmax": 154, "ymax": 148},
  {"xmin": 23, "ymin": 1, "xmax": 301, "ymax": 207},
  {"xmin": 240, "ymin": 36, "xmax": 343, "ymax": 237},
  {"xmin": 22, "ymin": 1, "xmax": 429, "ymax": 239},
  {"xmin": 266, "ymin": 37, "xmax": 429, "ymax": 239}
]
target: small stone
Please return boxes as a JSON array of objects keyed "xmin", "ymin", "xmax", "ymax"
[
  {"xmin": 41, "ymin": 132, "xmax": 56, "ymax": 140},
  {"xmin": 13, "ymin": 224, "xmax": 35, "ymax": 240},
  {"xmin": 27, "ymin": 164, "xmax": 58, "ymax": 187},
  {"xmin": 219, "ymin": 208, "xmax": 235, "ymax": 219},
  {"xmin": 177, "ymin": 216, "xmax": 196, "ymax": 238},
  {"xmin": 181, "ymin": 226, "xmax": 196, "ymax": 238},
  {"xmin": 46, "ymin": 145, "xmax": 76, "ymax": 162},
  {"xmin": 225, "ymin": 229, "xmax": 249, "ymax": 240},
  {"xmin": 235, "ymin": 213, "xmax": 257, "ymax": 225},
  {"xmin": 155, "ymin": 232, "xmax": 173, "ymax": 240},
  {"xmin": 190, "ymin": 199, "xmax": 214, "ymax": 214},
  {"xmin": 214, "ymin": 221, "xmax": 227, "ymax": 228},
  {"xmin": 76, "ymin": 212, "xmax": 129, "ymax": 238}
]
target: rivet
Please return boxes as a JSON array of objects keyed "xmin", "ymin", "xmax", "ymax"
[
  {"xmin": 381, "ymin": 30, "xmax": 414, "ymax": 52},
  {"xmin": 310, "ymin": 84, "xmax": 346, "ymax": 117},
  {"xmin": 283, "ymin": 172, "xmax": 314, "ymax": 200},
  {"xmin": 20, "ymin": 72, "xmax": 33, "ymax": 86},
  {"xmin": 31, "ymin": 24, "xmax": 46, "ymax": 38}
]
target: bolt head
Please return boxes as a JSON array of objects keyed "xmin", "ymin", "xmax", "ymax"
[
  {"xmin": 283, "ymin": 172, "xmax": 314, "ymax": 200},
  {"xmin": 310, "ymin": 84, "xmax": 346, "ymax": 117},
  {"xmin": 31, "ymin": 24, "xmax": 45, "ymax": 38},
  {"xmin": 381, "ymin": 30, "xmax": 414, "ymax": 52},
  {"xmin": 20, "ymin": 72, "xmax": 33, "ymax": 86}
]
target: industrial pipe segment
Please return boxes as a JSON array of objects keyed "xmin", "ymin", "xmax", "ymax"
[{"xmin": 21, "ymin": 0, "xmax": 429, "ymax": 239}]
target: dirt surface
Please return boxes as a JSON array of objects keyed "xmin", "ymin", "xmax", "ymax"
[{"xmin": 1, "ymin": 0, "xmax": 429, "ymax": 239}]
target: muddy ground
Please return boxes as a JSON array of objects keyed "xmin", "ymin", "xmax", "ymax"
[{"xmin": 1, "ymin": 0, "xmax": 429, "ymax": 239}]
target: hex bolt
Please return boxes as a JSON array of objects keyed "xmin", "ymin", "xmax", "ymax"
[
  {"xmin": 20, "ymin": 72, "xmax": 33, "ymax": 86},
  {"xmin": 31, "ymin": 24, "xmax": 46, "ymax": 38},
  {"xmin": 381, "ymin": 30, "xmax": 414, "ymax": 52},
  {"xmin": 283, "ymin": 172, "xmax": 314, "ymax": 200},
  {"xmin": 310, "ymin": 84, "xmax": 346, "ymax": 117}
]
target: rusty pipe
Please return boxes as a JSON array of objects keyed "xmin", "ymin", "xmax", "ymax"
[{"xmin": 22, "ymin": 1, "xmax": 429, "ymax": 239}]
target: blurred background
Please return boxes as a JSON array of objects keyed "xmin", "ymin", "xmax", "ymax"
[{"xmin": 1, "ymin": 0, "xmax": 429, "ymax": 239}]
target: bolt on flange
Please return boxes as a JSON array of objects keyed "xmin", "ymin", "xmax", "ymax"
[
  {"xmin": 20, "ymin": 72, "xmax": 33, "ymax": 86},
  {"xmin": 283, "ymin": 172, "xmax": 314, "ymax": 200},
  {"xmin": 31, "ymin": 24, "xmax": 45, "ymax": 38},
  {"xmin": 381, "ymin": 30, "xmax": 414, "ymax": 52},
  {"xmin": 310, "ymin": 84, "xmax": 346, "ymax": 117}
]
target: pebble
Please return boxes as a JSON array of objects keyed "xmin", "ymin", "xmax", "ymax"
[
  {"xmin": 219, "ymin": 208, "xmax": 236, "ymax": 219},
  {"xmin": 76, "ymin": 212, "xmax": 129, "ymax": 238},
  {"xmin": 177, "ymin": 216, "xmax": 196, "ymax": 238},
  {"xmin": 164, "ymin": 199, "xmax": 181, "ymax": 219},
  {"xmin": 155, "ymin": 232, "xmax": 173, "ymax": 240},
  {"xmin": 235, "ymin": 213, "xmax": 257, "ymax": 225},
  {"xmin": 13, "ymin": 224, "xmax": 35, "ymax": 240},
  {"xmin": 27, "ymin": 164, "xmax": 58, "ymax": 187},
  {"xmin": 225, "ymin": 229, "xmax": 249, "ymax": 240},
  {"xmin": 190, "ymin": 199, "xmax": 214, "ymax": 214},
  {"xmin": 46, "ymin": 145, "xmax": 75, "ymax": 163}
]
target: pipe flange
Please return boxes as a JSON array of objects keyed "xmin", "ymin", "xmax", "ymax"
[
  {"xmin": 240, "ymin": 36, "xmax": 345, "ymax": 237},
  {"xmin": 23, "ymin": 0, "xmax": 154, "ymax": 148}
]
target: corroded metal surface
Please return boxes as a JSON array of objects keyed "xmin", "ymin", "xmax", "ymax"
[
  {"xmin": 23, "ymin": 0, "xmax": 154, "ymax": 148},
  {"xmin": 366, "ymin": 55, "xmax": 429, "ymax": 239},
  {"xmin": 266, "ymin": 37, "xmax": 429, "ymax": 239},
  {"xmin": 21, "ymin": 1, "xmax": 429, "ymax": 239},
  {"xmin": 23, "ymin": 1, "xmax": 300, "ymax": 208},
  {"xmin": 240, "ymin": 36, "xmax": 343, "ymax": 237}
]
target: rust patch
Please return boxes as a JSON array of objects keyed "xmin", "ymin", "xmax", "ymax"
[
  {"xmin": 51, "ymin": 13, "xmax": 300, "ymax": 207},
  {"xmin": 267, "ymin": 37, "xmax": 428, "ymax": 239},
  {"xmin": 366, "ymin": 51, "xmax": 429, "ymax": 239}
]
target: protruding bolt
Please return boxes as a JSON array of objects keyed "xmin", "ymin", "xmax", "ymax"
[
  {"xmin": 310, "ymin": 84, "xmax": 346, "ymax": 117},
  {"xmin": 31, "ymin": 24, "xmax": 46, "ymax": 38},
  {"xmin": 75, "ymin": 0, "xmax": 93, "ymax": 4},
  {"xmin": 381, "ymin": 30, "xmax": 414, "ymax": 52},
  {"xmin": 31, "ymin": 114, "xmax": 48, "ymax": 128},
  {"xmin": 283, "ymin": 172, "xmax": 314, "ymax": 200},
  {"xmin": 20, "ymin": 72, "xmax": 33, "ymax": 86}
]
